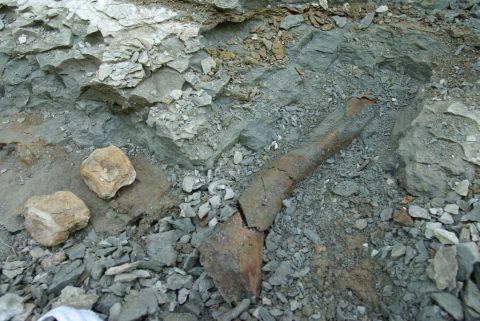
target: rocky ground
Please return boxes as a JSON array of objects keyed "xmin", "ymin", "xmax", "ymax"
[{"xmin": 0, "ymin": 0, "xmax": 479, "ymax": 320}]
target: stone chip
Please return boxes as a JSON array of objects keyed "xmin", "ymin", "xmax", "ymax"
[
  {"xmin": 427, "ymin": 246, "xmax": 457, "ymax": 291},
  {"xmin": 431, "ymin": 292, "xmax": 463, "ymax": 321}
]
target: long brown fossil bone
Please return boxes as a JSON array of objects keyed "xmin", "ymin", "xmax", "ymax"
[{"xmin": 200, "ymin": 96, "xmax": 377, "ymax": 303}]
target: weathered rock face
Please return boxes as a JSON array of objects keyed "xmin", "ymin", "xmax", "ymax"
[
  {"xmin": 23, "ymin": 191, "xmax": 90, "ymax": 246},
  {"xmin": 393, "ymin": 100, "xmax": 479, "ymax": 197},
  {"xmin": 80, "ymin": 145, "xmax": 136, "ymax": 199}
]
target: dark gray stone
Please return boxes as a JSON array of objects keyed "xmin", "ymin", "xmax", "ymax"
[
  {"xmin": 31, "ymin": 286, "xmax": 47, "ymax": 306},
  {"xmin": 268, "ymin": 261, "xmax": 292, "ymax": 286},
  {"xmin": 256, "ymin": 307, "xmax": 276, "ymax": 321},
  {"xmin": 166, "ymin": 273, "xmax": 193, "ymax": 290},
  {"xmin": 239, "ymin": 120, "xmax": 275, "ymax": 151},
  {"xmin": 462, "ymin": 206, "xmax": 480, "ymax": 222},
  {"xmin": 456, "ymin": 242, "xmax": 480, "ymax": 281},
  {"xmin": 332, "ymin": 181, "xmax": 359, "ymax": 197},
  {"xmin": 168, "ymin": 218, "xmax": 195, "ymax": 233},
  {"xmin": 296, "ymin": 30, "xmax": 343, "ymax": 72},
  {"xmin": 280, "ymin": 15, "xmax": 304, "ymax": 30},
  {"xmin": 416, "ymin": 0, "xmax": 450, "ymax": 10},
  {"xmin": 380, "ymin": 208, "xmax": 394, "ymax": 221},
  {"xmin": 218, "ymin": 298, "xmax": 250, "ymax": 321},
  {"xmin": 49, "ymin": 260, "xmax": 85, "ymax": 295},
  {"xmin": 378, "ymin": 55, "xmax": 432, "ymax": 82},
  {"xmin": 417, "ymin": 305, "xmax": 447, "ymax": 321},
  {"xmin": 303, "ymin": 228, "xmax": 322, "ymax": 245},
  {"xmin": 332, "ymin": 16, "xmax": 347, "ymax": 28},
  {"xmin": 118, "ymin": 289, "xmax": 158, "ymax": 321},
  {"xmin": 462, "ymin": 280, "xmax": 480, "ymax": 320},
  {"xmin": 95, "ymin": 247, "xmax": 116, "ymax": 257},
  {"xmin": 94, "ymin": 293, "xmax": 122, "ymax": 315},
  {"xmin": 146, "ymin": 231, "xmax": 181, "ymax": 267},
  {"xmin": 65, "ymin": 243, "xmax": 86, "ymax": 260},
  {"xmin": 358, "ymin": 13, "xmax": 374, "ymax": 29},
  {"xmin": 183, "ymin": 249, "xmax": 200, "ymax": 271},
  {"xmin": 431, "ymin": 292, "xmax": 464, "ymax": 321},
  {"xmin": 163, "ymin": 313, "xmax": 198, "ymax": 321},
  {"xmin": 474, "ymin": 262, "xmax": 480, "ymax": 285}
]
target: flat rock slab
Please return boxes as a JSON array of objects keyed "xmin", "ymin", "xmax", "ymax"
[
  {"xmin": 109, "ymin": 154, "xmax": 171, "ymax": 218},
  {"xmin": 52, "ymin": 286, "xmax": 99, "ymax": 310},
  {"xmin": 280, "ymin": 14, "xmax": 304, "ymax": 30},
  {"xmin": 463, "ymin": 280, "xmax": 480, "ymax": 319},
  {"xmin": 427, "ymin": 246, "xmax": 457, "ymax": 291},
  {"xmin": 146, "ymin": 230, "xmax": 181, "ymax": 267},
  {"xmin": 431, "ymin": 292, "xmax": 464, "ymax": 321},
  {"xmin": 118, "ymin": 288, "xmax": 158, "ymax": 321},
  {"xmin": 0, "ymin": 293, "xmax": 25, "ymax": 321},
  {"xmin": 394, "ymin": 100, "xmax": 478, "ymax": 197},
  {"xmin": 49, "ymin": 260, "xmax": 85, "ymax": 295},
  {"xmin": 199, "ymin": 213, "xmax": 264, "ymax": 303}
]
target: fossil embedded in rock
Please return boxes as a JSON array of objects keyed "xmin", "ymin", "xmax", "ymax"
[
  {"xmin": 23, "ymin": 191, "xmax": 90, "ymax": 247},
  {"xmin": 80, "ymin": 145, "xmax": 136, "ymax": 199}
]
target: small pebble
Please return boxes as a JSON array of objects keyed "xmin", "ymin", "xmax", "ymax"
[
  {"xmin": 354, "ymin": 219, "xmax": 368, "ymax": 230},
  {"xmin": 208, "ymin": 217, "xmax": 218, "ymax": 228},
  {"xmin": 224, "ymin": 188, "xmax": 235, "ymax": 200},
  {"xmin": 233, "ymin": 151, "xmax": 243, "ymax": 165},
  {"xmin": 439, "ymin": 212, "xmax": 454, "ymax": 225},
  {"xmin": 445, "ymin": 204, "xmax": 459, "ymax": 215},
  {"xmin": 453, "ymin": 180, "xmax": 469, "ymax": 196},
  {"xmin": 409, "ymin": 205, "xmax": 431, "ymax": 219}
]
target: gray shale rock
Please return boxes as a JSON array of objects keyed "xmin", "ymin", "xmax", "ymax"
[
  {"xmin": 462, "ymin": 280, "xmax": 480, "ymax": 320},
  {"xmin": 218, "ymin": 299, "xmax": 250, "ymax": 321},
  {"xmin": 332, "ymin": 16, "xmax": 347, "ymax": 28},
  {"xmin": 163, "ymin": 313, "xmax": 198, "ymax": 321},
  {"xmin": 239, "ymin": 120, "xmax": 275, "ymax": 152},
  {"xmin": 0, "ymin": 293, "xmax": 25, "ymax": 321},
  {"xmin": 456, "ymin": 242, "xmax": 480, "ymax": 281},
  {"xmin": 453, "ymin": 180, "xmax": 470, "ymax": 196},
  {"xmin": 268, "ymin": 261, "xmax": 292, "ymax": 286},
  {"xmin": 462, "ymin": 206, "xmax": 480, "ymax": 222},
  {"xmin": 332, "ymin": 181, "xmax": 359, "ymax": 197},
  {"xmin": 2, "ymin": 261, "xmax": 25, "ymax": 279},
  {"xmin": 431, "ymin": 292, "xmax": 464, "ymax": 321},
  {"xmin": 52, "ymin": 286, "xmax": 99, "ymax": 310},
  {"xmin": 166, "ymin": 273, "xmax": 193, "ymax": 290},
  {"xmin": 146, "ymin": 231, "xmax": 181, "ymax": 267},
  {"xmin": 409, "ymin": 205, "xmax": 431, "ymax": 219},
  {"xmin": 118, "ymin": 289, "xmax": 158, "ymax": 321},
  {"xmin": 394, "ymin": 100, "xmax": 478, "ymax": 197},
  {"xmin": 280, "ymin": 15, "xmax": 304, "ymax": 30},
  {"xmin": 427, "ymin": 246, "xmax": 457, "ymax": 291},
  {"xmin": 49, "ymin": 260, "xmax": 86, "ymax": 295}
]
